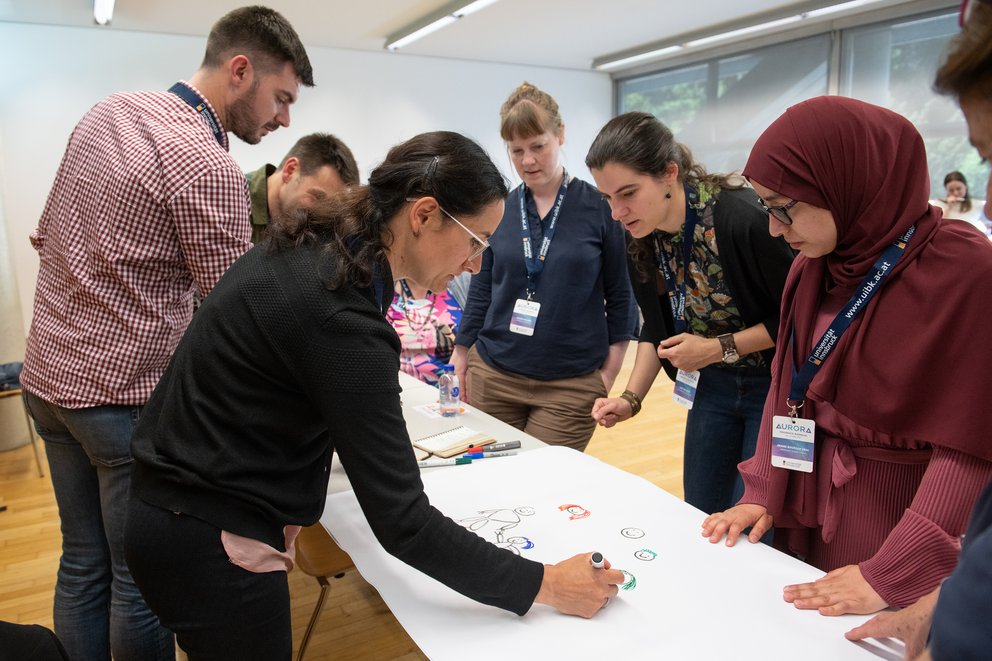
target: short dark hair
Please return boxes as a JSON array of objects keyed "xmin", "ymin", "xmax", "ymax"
[
  {"xmin": 934, "ymin": 0, "xmax": 992, "ymax": 100},
  {"xmin": 202, "ymin": 6, "xmax": 314, "ymax": 87},
  {"xmin": 269, "ymin": 131, "xmax": 508, "ymax": 290},
  {"xmin": 280, "ymin": 133, "xmax": 360, "ymax": 186}
]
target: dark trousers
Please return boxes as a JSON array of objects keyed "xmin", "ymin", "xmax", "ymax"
[
  {"xmin": 124, "ymin": 494, "xmax": 292, "ymax": 661},
  {"xmin": 683, "ymin": 365, "xmax": 770, "ymax": 515}
]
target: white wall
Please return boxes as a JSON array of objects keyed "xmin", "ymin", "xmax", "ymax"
[{"xmin": 0, "ymin": 22, "xmax": 611, "ymax": 338}]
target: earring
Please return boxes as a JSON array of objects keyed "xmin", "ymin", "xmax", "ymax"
[{"xmin": 665, "ymin": 190, "xmax": 672, "ymax": 199}]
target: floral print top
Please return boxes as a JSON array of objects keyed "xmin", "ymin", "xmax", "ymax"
[
  {"xmin": 655, "ymin": 188, "xmax": 766, "ymax": 368},
  {"xmin": 387, "ymin": 282, "xmax": 464, "ymax": 385}
]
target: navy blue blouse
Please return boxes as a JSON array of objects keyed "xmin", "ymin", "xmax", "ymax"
[{"xmin": 457, "ymin": 178, "xmax": 639, "ymax": 380}]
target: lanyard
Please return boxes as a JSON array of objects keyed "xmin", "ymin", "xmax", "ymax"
[
  {"xmin": 787, "ymin": 224, "xmax": 916, "ymax": 416},
  {"xmin": 519, "ymin": 170, "xmax": 568, "ymax": 299},
  {"xmin": 656, "ymin": 185, "xmax": 701, "ymax": 334},
  {"xmin": 167, "ymin": 82, "xmax": 226, "ymax": 148}
]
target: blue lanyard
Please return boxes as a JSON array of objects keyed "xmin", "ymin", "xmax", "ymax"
[
  {"xmin": 655, "ymin": 185, "xmax": 701, "ymax": 334},
  {"xmin": 519, "ymin": 170, "xmax": 568, "ymax": 299},
  {"xmin": 167, "ymin": 82, "xmax": 226, "ymax": 148},
  {"xmin": 787, "ymin": 225, "xmax": 916, "ymax": 415}
]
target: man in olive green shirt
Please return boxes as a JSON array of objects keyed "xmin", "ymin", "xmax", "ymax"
[{"xmin": 246, "ymin": 132, "xmax": 359, "ymax": 243}]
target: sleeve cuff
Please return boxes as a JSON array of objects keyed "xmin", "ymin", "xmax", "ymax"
[{"xmin": 859, "ymin": 509, "xmax": 961, "ymax": 607}]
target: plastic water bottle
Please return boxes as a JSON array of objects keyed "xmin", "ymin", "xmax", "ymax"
[{"xmin": 438, "ymin": 365, "xmax": 460, "ymax": 417}]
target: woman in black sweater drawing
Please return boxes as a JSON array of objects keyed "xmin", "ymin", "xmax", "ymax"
[{"xmin": 124, "ymin": 131, "xmax": 620, "ymax": 660}]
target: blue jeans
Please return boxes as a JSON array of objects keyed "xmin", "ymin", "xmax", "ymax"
[
  {"xmin": 23, "ymin": 392, "xmax": 175, "ymax": 661},
  {"xmin": 682, "ymin": 365, "xmax": 770, "ymax": 515}
]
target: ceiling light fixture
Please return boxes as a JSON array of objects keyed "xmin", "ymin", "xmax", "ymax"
[
  {"xmin": 593, "ymin": 0, "xmax": 890, "ymax": 72},
  {"xmin": 93, "ymin": 0, "xmax": 115, "ymax": 25},
  {"xmin": 386, "ymin": 0, "xmax": 500, "ymax": 51}
]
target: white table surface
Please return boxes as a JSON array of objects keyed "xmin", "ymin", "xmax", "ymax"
[{"xmin": 322, "ymin": 373, "xmax": 901, "ymax": 661}]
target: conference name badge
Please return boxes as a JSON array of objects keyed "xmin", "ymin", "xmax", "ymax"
[
  {"xmin": 509, "ymin": 298, "xmax": 541, "ymax": 336},
  {"xmin": 771, "ymin": 415, "xmax": 815, "ymax": 473},
  {"xmin": 672, "ymin": 369, "xmax": 700, "ymax": 409}
]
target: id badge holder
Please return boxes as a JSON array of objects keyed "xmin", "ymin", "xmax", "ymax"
[
  {"xmin": 672, "ymin": 369, "xmax": 700, "ymax": 409},
  {"xmin": 771, "ymin": 414, "xmax": 815, "ymax": 473},
  {"xmin": 510, "ymin": 298, "xmax": 540, "ymax": 336}
]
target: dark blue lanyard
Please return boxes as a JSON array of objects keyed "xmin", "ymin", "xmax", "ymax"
[
  {"xmin": 787, "ymin": 225, "xmax": 916, "ymax": 415},
  {"xmin": 519, "ymin": 170, "xmax": 568, "ymax": 299},
  {"xmin": 167, "ymin": 82, "xmax": 225, "ymax": 148},
  {"xmin": 656, "ymin": 185, "xmax": 701, "ymax": 334}
]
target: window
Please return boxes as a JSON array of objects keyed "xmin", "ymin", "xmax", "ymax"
[
  {"xmin": 615, "ymin": 9, "xmax": 982, "ymax": 202},
  {"xmin": 618, "ymin": 36, "xmax": 830, "ymax": 176},
  {"xmin": 840, "ymin": 11, "xmax": 981, "ymax": 200}
]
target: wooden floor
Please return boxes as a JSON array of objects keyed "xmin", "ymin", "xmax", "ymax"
[{"xmin": 0, "ymin": 347, "xmax": 686, "ymax": 660}]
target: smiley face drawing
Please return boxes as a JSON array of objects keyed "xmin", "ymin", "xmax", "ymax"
[
  {"xmin": 634, "ymin": 549, "xmax": 657, "ymax": 561},
  {"xmin": 620, "ymin": 527, "xmax": 645, "ymax": 539}
]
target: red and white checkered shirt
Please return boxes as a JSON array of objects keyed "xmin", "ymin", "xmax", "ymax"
[{"xmin": 22, "ymin": 82, "xmax": 252, "ymax": 408}]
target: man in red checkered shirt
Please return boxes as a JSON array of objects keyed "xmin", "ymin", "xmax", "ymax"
[{"xmin": 19, "ymin": 7, "xmax": 313, "ymax": 660}]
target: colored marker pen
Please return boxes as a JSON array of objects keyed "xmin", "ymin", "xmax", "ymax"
[
  {"xmin": 418, "ymin": 457, "xmax": 472, "ymax": 468},
  {"xmin": 475, "ymin": 440, "xmax": 522, "ymax": 452},
  {"xmin": 468, "ymin": 450, "xmax": 518, "ymax": 459},
  {"xmin": 590, "ymin": 552, "xmax": 605, "ymax": 569}
]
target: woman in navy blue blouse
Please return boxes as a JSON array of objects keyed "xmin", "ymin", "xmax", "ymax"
[{"xmin": 451, "ymin": 82, "xmax": 639, "ymax": 451}]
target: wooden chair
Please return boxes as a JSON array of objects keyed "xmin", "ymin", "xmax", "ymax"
[
  {"xmin": 0, "ymin": 388, "xmax": 44, "ymax": 477},
  {"xmin": 294, "ymin": 523, "xmax": 354, "ymax": 661}
]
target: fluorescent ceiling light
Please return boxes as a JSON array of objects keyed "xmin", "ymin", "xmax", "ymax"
[
  {"xmin": 93, "ymin": 0, "xmax": 115, "ymax": 25},
  {"xmin": 593, "ymin": 0, "xmax": 890, "ymax": 72},
  {"xmin": 387, "ymin": 16, "xmax": 457, "ymax": 50},
  {"xmin": 803, "ymin": 0, "xmax": 875, "ymax": 19},
  {"xmin": 454, "ymin": 0, "xmax": 499, "ymax": 17},
  {"xmin": 595, "ymin": 46, "xmax": 684, "ymax": 71},
  {"xmin": 386, "ymin": 0, "xmax": 499, "ymax": 50},
  {"xmin": 684, "ymin": 15, "xmax": 802, "ymax": 48}
]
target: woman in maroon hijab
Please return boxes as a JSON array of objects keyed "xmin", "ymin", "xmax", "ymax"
[{"xmin": 701, "ymin": 95, "xmax": 992, "ymax": 617}]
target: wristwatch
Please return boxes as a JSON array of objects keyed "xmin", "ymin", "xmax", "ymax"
[{"xmin": 717, "ymin": 333, "xmax": 740, "ymax": 365}]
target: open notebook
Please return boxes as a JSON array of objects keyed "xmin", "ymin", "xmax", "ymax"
[{"xmin": 411, "ymin": 426, "xmax": 495, "ymax": 459}]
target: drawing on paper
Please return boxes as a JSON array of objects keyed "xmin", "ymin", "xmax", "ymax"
[
  {"xmin": 457, "ymin": 506, "xmax": 535, "ymax": 547},
  {"xmin": 620, "ymin": 527, "xmax": 645, "ymax": 539},
  {"xmin": 634, "ymin": 549, "xmax": 657, "ymax": 561},
  {"xmin": 502, "ymin": 536, "xmax": 535, "ymax": 555},
  {"xmin": 558, "ymin": 503, "xmax": 591, "ymax": 520},
  {"xmin": 619, "ymin": 569, "xmax": 637, "ymax": 591}
]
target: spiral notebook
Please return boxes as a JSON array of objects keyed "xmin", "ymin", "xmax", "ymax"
[{"xmin": 411, "ymin": 425, "xmax": 495, "ymax": 458}]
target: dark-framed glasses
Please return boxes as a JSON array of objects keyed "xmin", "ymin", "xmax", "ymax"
[{"xmin": 757, "ymin": 197, "xmax": 799, "ymax": 225}]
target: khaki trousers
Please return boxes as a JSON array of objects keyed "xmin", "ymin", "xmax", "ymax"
[{"xmin": 467, "ymin": 346, "xmax": 606, "ymax": 451}]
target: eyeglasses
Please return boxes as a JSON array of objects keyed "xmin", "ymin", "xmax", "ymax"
[
  {"xmin": 757, "ymin": 197, "xmax": 799, "ymax": 225},
  {"xmin": 439, "ymin": 205, "xmax": 490, "ymax": 260},
  {"xmin": 406, "ymin": 197, "xmax": 490, "ymax": 260}
]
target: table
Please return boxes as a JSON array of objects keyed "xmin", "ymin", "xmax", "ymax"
[{"xmin": 321, "ymin": 374, "xmax": 901, "ymax": 661}]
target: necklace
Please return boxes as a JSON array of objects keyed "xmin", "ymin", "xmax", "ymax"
[{"xmin": 397, "ymin": 279, "xmax": 436, "ymax": 332}]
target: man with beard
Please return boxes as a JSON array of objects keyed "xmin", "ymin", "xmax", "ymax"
[
  {"xmin": 19, "ymin": 6, "xmax": 312, "ymax": 660},
  {"xmin": 245, "ymin": 132, "xmax": 360, "ymax": 243}
]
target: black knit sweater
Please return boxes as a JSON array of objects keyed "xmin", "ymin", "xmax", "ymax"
[{"xmin": 130, "ymin": 242, "xmax": 544, "ymax": 615}]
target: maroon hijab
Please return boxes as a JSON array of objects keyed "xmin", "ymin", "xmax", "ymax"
[{"xmin": 744, "ymin": 96, "xmax": 992, "ymax": 464}]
